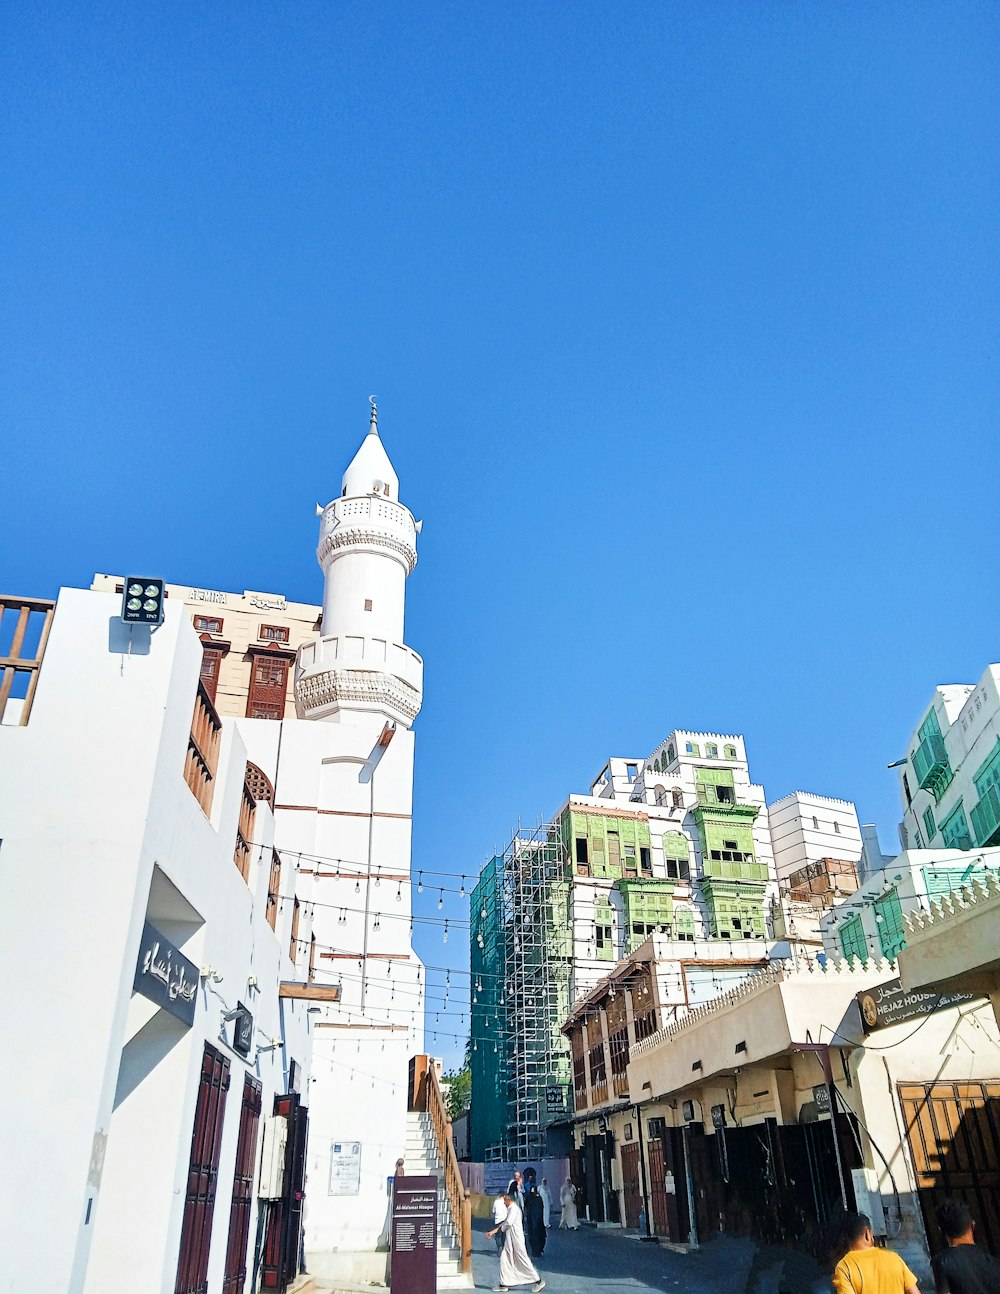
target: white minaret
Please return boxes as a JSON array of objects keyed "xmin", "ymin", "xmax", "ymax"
[
  {"xmin": 257, "ymin": 401, "xmax": 428, "ymax": 1280},
  {"xmin": 295, "ymin": 398, "xmax": 423, "ymax": 728}
]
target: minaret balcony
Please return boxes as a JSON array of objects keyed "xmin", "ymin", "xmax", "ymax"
[
  {"xmin": 316, "ymin": 496, "xmax": 418, "ymax": 574},
  {"xmin": 294, "ymin": 633, "xmax": 423, "ymax": 726}
]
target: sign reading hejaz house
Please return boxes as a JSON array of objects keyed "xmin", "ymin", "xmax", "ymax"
[
  {"xmin": 133, "ymin": 921, "xmax": 198, "ymax": 1026},
  {"xmin": 857, "ymin": 977, "xmax": 976, "ymax": 1033},
  {"xmin": 390, "ymin": 1177, "xmax": 437, "ymax": 1294}
]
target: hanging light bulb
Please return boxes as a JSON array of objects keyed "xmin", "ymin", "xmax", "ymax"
[
  {"xmin": 396, "ymin": 884, "xmax": 402, "ymax": 903},
  {"xmin": 481, "ymin": 907, "xmax": 487, "ymax": 920},
  {"xmin": 443, "ymin": 920, "xmax": 449, "ymax": 943},
  {"xmin": 355, "ymin": 880, "xmax": 361, "ymax": 894},
  {"xmin": 418, "ymin": 872, "xmax": 423, "ymax": 893},
  {"xmin": 375, "ymin": 873, "xmax": 380, "ymax": 888},
  {"xmin": 460, "ymin": 877, "xmax": 466, "ymax": 897},
  {"xmin": 438, "ymin": 890, "xmax": 444, "ymax": 910}
]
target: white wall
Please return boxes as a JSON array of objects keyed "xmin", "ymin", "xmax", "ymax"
[{"xmin": 0, "ymin": 589, "xmax": 311, "ymax": 1294}]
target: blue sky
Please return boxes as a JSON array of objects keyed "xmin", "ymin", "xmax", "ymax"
[{"xmin": 2, "ymin": 3, "xmax": 998, "ymax": 1066}]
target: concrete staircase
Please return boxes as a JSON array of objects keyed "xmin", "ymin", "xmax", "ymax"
[{"xmin": 404, "ymin": 1110, "xmax": 474, "ymax": 1289}]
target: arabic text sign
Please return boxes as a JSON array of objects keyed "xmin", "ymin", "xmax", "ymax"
[
  {"xmin": 328, "ymin": 1141, "xmax": 362, "ymax": 1196},
  {"xmin": 857, "ymin": 976, "xmax": 976, "ymax": 1032},
  {"xmin": 133, "ymin": 921, "xmax": 198, "ymax": 1026},
  {"xmin": 391, "ymin": 1177, "xmax": 437, "ymax": 1294}
]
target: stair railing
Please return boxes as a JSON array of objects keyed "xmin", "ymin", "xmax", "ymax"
[{"xmin": 424, "ymin": 1059, "xmax": 472, "ymax": 1273}]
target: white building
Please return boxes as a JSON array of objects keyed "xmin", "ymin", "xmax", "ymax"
[
  {"xmin": 234, "ymin": 403, "xmax": 428, "ymax": 1283},
  {"xmin": 897, "ymin": 663, "xmax": 1000, "ymax": 854},
  {"xmin": 767, "ymin": 790, "xmax": 863, "ymax": 882},
  {"xmin": 0, "ymin": 586, "xmax": 314, "ymax": 1294},
  {"xmin": 819, "ymin": 844, "xmax": 1000, "ymax": 964},
  {"xmin": 0, "ymin": 401, "xmax": 433, "ymax": 1293}
]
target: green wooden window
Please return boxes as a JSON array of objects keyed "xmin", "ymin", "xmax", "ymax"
[
  {"xmin": 675, "ymin": 908, "xmax": 695, "ymax": 941},
  {"xmin": 874, "ymin": 888, "xmax": 906, "ymax": 960},
  {"xmin": 940, "ymin": 801, "xmax": 972, "ymax": 851},
  {"xmin": 973, "ymin": 739, "xmax": 1000, "ymax": 799},
  {"xmin": 685, "ymin": 742, "xmax": 700, "ymax": 756},
  {"xmin": 662, "ymin": 831, "xmax": 690, "ymax": 880},
  {"xmin": 724, "ymin": 744, "xmax": 737, "ymax": 759},
  {"xmin": 594, "ymin": 898, "xmax": 614, "ymax": 961},
  {"xmin": 922, "ymin": 805, "xmax": 936, "ymax": 841},
  {"xmin": 839, "ymin": 915, "xmax": 868, "ymax": 963}
]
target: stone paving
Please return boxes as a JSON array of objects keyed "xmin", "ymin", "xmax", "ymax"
[{"xmin": 469, "ymin": 1220, "xmax": 756, "ymax": 1294}]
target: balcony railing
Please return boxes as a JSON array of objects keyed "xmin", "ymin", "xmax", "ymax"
[
  {"xmin": 912, "ymin": 732, "xmax": 950, "ymax": 792},
  {"xmin": 971, "ymin": 785, "xmax": 1000, "ymax": 848},
  {"xmin": 0, "ymin": 596, "xmax": 55, "ymax": 726}
]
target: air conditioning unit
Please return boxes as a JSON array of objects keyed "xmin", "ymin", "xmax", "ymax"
[{"xmin": 258, "ymin": 1115, "xmax": 288, "ymax": 1199}]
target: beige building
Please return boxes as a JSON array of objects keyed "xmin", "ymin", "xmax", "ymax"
[
  {"xmin": 91, "ymin": 575, "xmax": 321, "ymax": 719},
  {"xmin": 561, "ymin": 955, "xmax": 1000, "ymax": 1283},
  {"xmin": 899, "ymin": 871, "xmax": 1000, "ymax": 1030}
]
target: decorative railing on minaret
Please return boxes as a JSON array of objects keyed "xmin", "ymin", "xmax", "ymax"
[{"xmin": 295, "ymin": 400, "xmax": 424, "ymax": 726}]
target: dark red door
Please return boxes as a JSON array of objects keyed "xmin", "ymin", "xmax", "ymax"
[
  {"xmin": 647, "ymin": 1136, "xmax": 672, "ymax": 1238},
  {"xmin": 222, "ymin": 1074, "xmax": 263, "ymax": 1293},
  {"xmin": 176, "ymin": 1043, "xmax": 231, "ymax": 1294},
  {"xmin": 620, "ymin": 1142, "xmax": 643, "ymax": 1228},
  {"xmin": 262, "ymin": 1093, "xmax": 309, "ymax": 1290}
]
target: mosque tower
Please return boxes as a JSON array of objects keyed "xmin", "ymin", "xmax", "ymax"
[
  {"xmin": 295, "ymin": 398, "xmax": 423, "ymax": 728},
  {"xmin": 272, "ymin": 400, "xmax": 426, "ymax": 1279}
]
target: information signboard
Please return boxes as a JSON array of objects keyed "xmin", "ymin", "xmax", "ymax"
[
  {"xmin": 390, "ymin": 1175, "xmax": 437, "ymax": 1294},
  {"xmin": 856, "ymin": 977, "xmax": 976, "ymax": 1033},
  {"xmin": 328, "ymin": 1141, "xmax": 362, "ymax": 1195}
]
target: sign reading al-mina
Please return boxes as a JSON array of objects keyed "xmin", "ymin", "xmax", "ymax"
[{"xmin": 857, "ymin": 977, "xmax": 976, "ymax": 1032}]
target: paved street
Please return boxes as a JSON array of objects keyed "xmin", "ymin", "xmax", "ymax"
[{"xmin": 469, "ymin": 1221, "xmax": 756, "ymax": 1294}]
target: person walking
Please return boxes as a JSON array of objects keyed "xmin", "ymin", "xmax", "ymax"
[
  {"xmin": 524, "ymin": 1185, "xmax": 546, "ymax": 1258},
  {"xmin": 932, "ymin": 1199, "xmax": 1000, "ymax": 1294},
  {"xmin": 559, "ymin": 1178, "xmax": 579, "ymax": 1230},
  {"xmin": 833, "ymin": 1214, "xmax": 920, "ymax": 1294},
  {"xmin": 491, "ymin": 1191, "xmax": 509, "ymax": 1256},
  {"xmin": 539, "ymin": 1177, "xmax": 553, "ymax": 1229},
  {"xmin": 508, "ymin": 1170, "xmax": 525, "ymax": 1210},
  {"xmin": 486, "ymin": 1193, "xmax": 545, "ymax": 1293}
]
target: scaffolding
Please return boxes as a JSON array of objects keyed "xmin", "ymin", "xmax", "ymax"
[{"xmin": 470, "ymin": 819, "xmax": 573, "ymax": 1162}]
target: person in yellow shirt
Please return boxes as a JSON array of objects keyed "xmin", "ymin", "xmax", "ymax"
[{"xmin": 833, "ymin": 1213, "xmax": 921, "ymax": 1294}]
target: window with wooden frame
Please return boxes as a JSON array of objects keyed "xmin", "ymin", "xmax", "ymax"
[
  {"xmin": 258, "ymin": 624, "xmax": 290, "ymax": 643},
  {"xmin": 630, "ymin": 973, "xmax": 657, "ymax": 1040},
  {"xmin": 289, "ymin": 898, "xmax": 301, "ymax": 963},
  {"xmin": 246, "ymin": 654, "xmax": 289, "ymax": 720},
  {"xmin": 234, "ymin": 768, "xmax": 256, "ymax": 881},
  {"xmin": 308, "ymin": 933, "xmax": 317, "ymax": 983},
  {"xmin": 193, "ymin": 614, "xmax": 224, "ymax": 634},
  {"xmin": 185, "ymin": 681, "xmax": 222, "ymax": 814},
  {"xmin": 266, "ymin": 850, "xmax": 281, "ymax": 930},
  {"xmin": 569, "ymin": 1026, "xmax": 587, "ymax": 1109},
  {"xmin": 199, "ymin": 645, "xmax": 225, "ymax": 705},
  {"xmin": 244, "ymin": 762, "xmax": 274, "ymax": 808}
]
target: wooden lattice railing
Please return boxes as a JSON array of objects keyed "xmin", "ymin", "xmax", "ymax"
[
  {"xmin": 0, "ymin": 596, "xmax": 55, "ymax": 725},
  {"xmin": 419, "ymin": 1056, "xmax": 473, "ymax": 1274}
]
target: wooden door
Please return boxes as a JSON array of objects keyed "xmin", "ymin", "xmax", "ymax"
[
  {"xmin": 222, "ymin": 1074, "xmax": 262, "ymax": 1293},
  {"xmin": 644, "ymin": 1138, "xmax": 672, "ymax": 1237},
  {"xmin": 175, "ymin": 1043, "xmax": 230, "ymax": 1294},
  {"xmin": 262, "ymin": 1093, "xmax": 309, "ymax": 1291},
  {"xmin": 899, "ymin": 1080, "xmax": 1000, "ymax": 1255},
  {"xmin": 620, "ymin": 1142, "xmax": 643, "ymax": 1228}
]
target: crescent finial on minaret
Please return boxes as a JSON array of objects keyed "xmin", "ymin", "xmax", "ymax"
[{"xmin": 368, "ymin": 394, "xmax": 378, "ymax": 433}]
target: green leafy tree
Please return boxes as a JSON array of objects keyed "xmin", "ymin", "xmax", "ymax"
[{"xmin": 444, "ymin": 1037, "xmax": 472, "ymax": 1119}]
